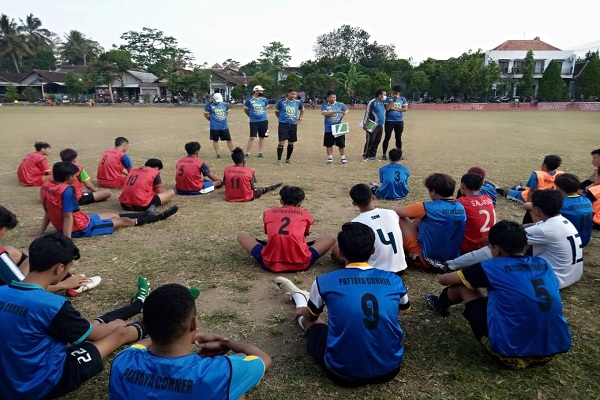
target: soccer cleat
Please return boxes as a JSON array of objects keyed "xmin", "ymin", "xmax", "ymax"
[
  {"xmin": 510, "ymin": 180, "xmax": 523, "ymax": 191},
  {"xmin": 66, "ymin": 276, "xmax": 102, "ymax": 297},
  {"xmin": 424, "ymin": 293, "xmax": 449, "ymax": 317},
  {"xmin": 132, "ymin": 275, "xmax": 150, "ymax": 304},
  {"xmin": 145, "ymin": 204, "xmax": 157, "ymax": 216},
  {"xmin": 326, "ymin": 156, "xmax": 333, "ymax": 164},
  {"xmin": 276, "ymin": 160, "xmax": 282, "ymax": 165},
  {"xmin": 362, "ymin": 157, "xmax": 369, "ymax": 162},
  {"xmin": 216, "ymin": 154, "xmax": 222, "ymax": 159},
  {"xmin": 381, "ymin": 155, "xmax": 388, "ymax": 161},
  {"xmin": 424, "ymin": 257, "xmax": 452, "ymax": 273},
  {"xmin": 158, "ymin": 205, "xmax": 179, "ymax": 220},
  {"xmin": 285, "ymin": 159, "xmax": 293, "ymax": 164},
  {"xmin": 268, "ymin": 181, "xmax": 283, "ymax": 191},
  {"xmin": 258, "ymin": 152, "xmax": 265, "ymax": 158},
  {"xmin": 368, "ymin": 157, "xmax": 377, "ymax": 161},
  {"xmin": 495, "ymin": 187, "xmax": 505, "ymax": 195},
  {"xmin": 341, "ymin": 157, "xmax": 347, "ymax": 165},
  {"xmin": 275, "ymin": 277, "xmax": 309, "ymax": 301},
  {"xmin": 189, "ymin": 287, "xmax": 201, "ymax": 300},
  {"xmin": 245, "ymin": 153, "xmax": 250, "ymax": 159}
]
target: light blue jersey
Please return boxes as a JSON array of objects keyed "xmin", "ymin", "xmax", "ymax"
[
  {"xmin": 276, "ymin": 98, "xmax": 303, "ymax": 124},
  {"xmin": 204, "ymin": 102, "xmax": 230, "ymax": 130},
  {"xmin": 245, "ymin": 96, "xmax": 269, "ymax": 122},
  {"xmin": 321, "ymin": 102, "xmax": 347, "ymax": 132},
  {"xmin": 384, "ymin": 96, "xmax": 408, "ymax": 122}
]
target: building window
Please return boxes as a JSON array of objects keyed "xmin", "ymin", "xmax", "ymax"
[
  {"xmin": 499, "ymin": 61, "xmax": 509, "ymax": 73},
  {"xmin": 534, "ymin": 60, "xmax": 544, "ymax": 74},
  {"xmin": 512, "ymin": 61, "xmax": 523, "ymax": 74}
]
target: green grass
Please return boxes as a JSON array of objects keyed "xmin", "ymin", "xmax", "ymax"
[{"xmin": 0, "ymin": 105, "xmax": 598, "ymax": 399}]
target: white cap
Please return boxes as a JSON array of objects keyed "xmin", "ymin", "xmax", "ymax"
[
  {"xmin": 253, "ymin": 85, "xmax": 265, "ymax": 92},
  {"xmin": 213, "ymin": 93, "xmax": 223, "ymax": 103}
]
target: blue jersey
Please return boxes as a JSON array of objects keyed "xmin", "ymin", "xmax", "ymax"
[
  {"xmin": 321, "ymin": 102, "xmax": 347, "ymax": 132},
  {"xmin": 276, "ymin": 98, "xmax": 303, "ymax": 124},
  {"xmin": 463, "ymin": 256, "xmax": 571, "ymax": 357},
  {"xmin": 480, "ymin": 182, "xmax": 497, "ymax": 206},
  {"xmin": 244, "ymin": 96, "xmax": 269, "ymax": 122},
  {"xmin": 310, "ymin": 266, "xmax": 408, "ymax": 379},
  {"xmin": 384, "ymin": 96, "xmax": 408, "ymax": 122},
  {"xmin": 561, "ymin": 195, "xmax": 593, "ymax": 247},
  {"xmin": 376, "ymin": 163, "xmax": 410, "ymax": 200},
  {"xmin": 0, "ymin": 281, "xmax": 92, "ymax": 399},
  {"xmin": 364, "ymin": 98, "xmax": 385, "ymax": 126},
  {"xmin": 419, "ymin": 200, "xmax": 466, "ymax": 260},
  {"xmin": 110, "ymin": 345, "xmax": 265, "ymax": 400},
  {"xmin": 204, "ymin": 102, "xmax": 229, "ymax": 130}
]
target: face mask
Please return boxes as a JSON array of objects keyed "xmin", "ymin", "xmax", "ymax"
[
  {"xmin": 381, "ymin": 96, "xmax": 387, "ymax": 101},
  {"xmin": 257, "ymin": 92, "xmax": 264, "ymax": 97}
]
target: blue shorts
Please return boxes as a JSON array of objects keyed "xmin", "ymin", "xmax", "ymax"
[
  {"xmin": 506, "ymin": 190, "xmax": 525, "ymax": 203},
  {"xmin": 72, "ymin": 214, "xmax": 114, "ymax": 238},
  {"xmin": 250, "ymin": 244, "xmax": 319, "ymax": 272},
  {"xmin": 176, "ymin": 181, "xmax": 215, "ymax": 195}
]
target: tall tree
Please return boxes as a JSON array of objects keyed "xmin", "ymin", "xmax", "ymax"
[
  {"xmin": 18, "ymin": 14, "xmax": 52, "ymax": 52},
  {"xmin": 118, "ymin": 27, "xmax": 193, "ymax": 75},
  {"xmin": 335, "ymin": 64, "xmax": 368, "ymax": 99},
  {"xmin": 257, "ymin": 41, "xmax": 291, "ymax": 78},
  {"xmin": 537, "ymin": 60, "xmax": 566, "ymax": 101},
  {"xmin": 87, "ymin": 50, "xmax": 133, "ymax": 103},
  {"xmin": 576, "ymin": 51, "xmax": 600, "ymax": 100},
  {"xmin": 61, "ymin": 30, "xmax": 103, "ymax": 65},
  {"xmin": 359, "ymin": 42, "xmax": 397, "ymax": 70},
  {"xmin": 301, "ymin": 71, "xmax": 336, "ymax": 99},
  {"xmin": 280, "ymin": 72, "xmax": 302, "ymax": 92},
  {"xmin": 521, "ymin": 50, "xmax": 535, "ymax": 99},
  {"xmin": 247, "ymin": 72, "xmax": 276, "ymax": 95},
  {"xmin": 313, "ymin": 25, "xmax": 370, "ymax": 63},
  {"xmin": 0, "ymin": 14, "xmax": 31, "ymax": 72},
  {"xmin": 407, "ymin": 70, "xmax": 430, "ymax": 98}
]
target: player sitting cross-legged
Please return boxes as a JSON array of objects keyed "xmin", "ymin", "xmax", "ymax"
[
  {"xmin": 59, "ymin": 148, "xmax": 111, "ymax": 205},
  {"xmin": 368, "ymin": 148, "xmax": 410, "ymax": 200},
  {"xmin": 175, "ymin": 141, "xmax": 223, "ymax": 195},
  {"xmin": 236, "ymin": 185, "xmax": 335, "ymax": 272},
  {"xmin": 456, "ymin": 172, "xmax": 496, "ymax": 254},
  {"xmin": 119, "ymin": 158, "xmax": 175, "ymax": 212},
  {"xmin": 224, "ymin": 147, "xmax": 282, "ymax": 202},
  {"xmin": 17, "ymin": 141, "xmax": 52, "ymax": 186}
]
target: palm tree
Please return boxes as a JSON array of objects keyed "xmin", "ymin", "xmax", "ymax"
[
  {"xmin": 18, "ymin": 13, "xmax": 52, "ymax": 52},
  {"xmin": 0, "ymin": 14, "xmax": 31, "ymax": 72},
  {"xmin": 335, "ymin": 64, "xmax": 367, "ymax": 98},
  {"xmin": 61, "ymin": 30, "xmax": 103, "ymax": 65}
]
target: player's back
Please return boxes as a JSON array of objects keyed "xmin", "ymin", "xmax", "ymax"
[
  {"xmin": 17, "ymin": 151, "xmax": 47, "ymax": 186},
  {"xmin": 419, "ymin": 199, "xmax": 466, "ymax": 260},
  {"xmin": 224, "ymin": 165, "xmax": 254, "ymax": 202},
  {"xmin": 119, "ymin": 167, "xmax": 159, "ymax": 206},
  {"xmin": 97, "ymin": 148, "xmax": 124, "ymax": 183},
  {"xmin": 176, "ymin": 156, "xmax": 204, "ymax": 192},
  {"xmin": 377, "ymin": 164, "xmax": 410, "ymax": 200},
  {"xmin": 262, "ymin": 206, "xmax": 313, "ymax": 271},
  {"xmin": 561, "ymin": 195, "xmax": 593, "ymax": 247},
  {"xmin": 40, "ymin": 180, "xmax": 90, "ymax": 232},
  {"xmin": 457, "ymin": 194, "xmax": 496, "ymax": 253},
  {"xmin": 351, "ymin": 208, "xmax": 407, "ymax": 273}
]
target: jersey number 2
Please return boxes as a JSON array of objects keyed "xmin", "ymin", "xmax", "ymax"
[{"xmin": 278, "ymin": 217, "xmax": 291, "ymax": 235}]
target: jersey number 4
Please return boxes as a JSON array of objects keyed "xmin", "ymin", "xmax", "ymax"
[{"xmin": 376, "ymin": 229, "xmax": 398, "ymax": 254}]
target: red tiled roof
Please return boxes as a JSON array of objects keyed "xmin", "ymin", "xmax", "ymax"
[{"xmin": 493, "ymin": 40, "xmax": 561, "ymax": 51}]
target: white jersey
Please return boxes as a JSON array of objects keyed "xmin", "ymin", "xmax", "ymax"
[
  {"xmin": 525, "ymin": 215, "xmax": 583, "ymax": 289},
  {"xmin": 351, "ymin": 208, "xmax": 407, "ymax": 273}
]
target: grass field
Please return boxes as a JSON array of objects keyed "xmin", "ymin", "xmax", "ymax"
[{"xmin": 1, "ymin": 105, "xmax": 599, "ymax": 400}]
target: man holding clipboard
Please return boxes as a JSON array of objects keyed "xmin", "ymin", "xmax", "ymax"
[{"xmin": 321, "ymin": 90, "xmax": 349, "ymax": 165}]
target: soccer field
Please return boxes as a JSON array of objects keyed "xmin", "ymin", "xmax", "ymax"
[{"xmin": 1, "ymin": 106, "xmax": 599, "ymax": 399}]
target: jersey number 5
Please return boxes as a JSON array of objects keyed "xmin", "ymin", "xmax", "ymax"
[{"xmin": 530, "ymin": 279, "xmax": 551, "ymax": 312}]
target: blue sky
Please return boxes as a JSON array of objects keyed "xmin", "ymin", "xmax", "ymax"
[{"xmin": 4, "ymin": 0, "xmax": 599, "ymax": 66}]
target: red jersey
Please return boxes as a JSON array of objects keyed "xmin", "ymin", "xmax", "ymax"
[
  {"xmin": 175, "ymin": 156, "xmax": 205, "ymax": 192},
  {"xmin": 40, "ymin": 180, "xmax": 90, "ymax": 233},
  {"xmin": 97, "ymin": 149, "xmax": 127, "ymax": 188},
  {"xmin": 457, "ymin": 194, "xmax": 496, "ymax": 253},
  {"xmin": 71, "ymin": 164, "xmax": 85, "ymax": 200},
  {"xmin": 261, "ymin": 206, "xmax": 314, "ymax": 272},
  {"xmin": 119, "ymin": 167, "xmax": 161, "ymax": 207},
  {"xmin": 17, "ymin": 152, "xmax": 50, "ymax": 186},
  {"xmin": 224, "ymin": 165, "xmax": 255, "ymax": 202}
]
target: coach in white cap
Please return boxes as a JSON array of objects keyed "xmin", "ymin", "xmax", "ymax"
[{"xmin": 244, "ymin": 85, "xmax": 270, "ymax": 159}]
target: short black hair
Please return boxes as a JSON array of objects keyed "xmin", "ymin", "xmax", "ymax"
[
  {"xmin": 34, "ymin": 142, "xmax": 50, "ymax": 151},
  {"xmin": 375, "ymin": 89, "xmax": 385, "ymax": 97},
  {"xmin": 279, "ymin": 185, "xmax": 305, "ymax": 206},
  {"xmin": 591, "ymin": 149, "xmax": 600, "ymax": 156},
  {"xmin": 231, "ymin": 147, "xmax": 245, "ymax": 164},
  {"xmin": 543, "ymin": 155, "xmax": 562, "ymax": 171},
  {"xmin": 115, "ymin": 137, "xmax": 129, "ymax": 147},
  {"xmin": 461, "ymin": 172, "xmax": 484, "ymax": 191},
  {"xmin": 338, "ymin": 222, "xmax": 375, "ymax": 263},
  {"xmin": 286, "ymin": 88, "xmax": 296, "ymax": 94},
  {"xmin": 531, "ymin": 189, "xmax": 563, "ymax": 217},
  {"xmin": 59, "ymin": 148, "xmax": 78, "ymax": 162},
  {"xmin": 488, "ymin": 220, "xmax": 527, "ymax": 255},
  {"xmin": 29, "ymin": 233, "xmax": 80, "ymax": 272},
  {"xmin": 389, "ymin": 148, "xmax": 402, "ymax": 162},
  {"xmin": 392, "ymin": 85, "xmax": 402, "ymax": 92},
  {"xmin": 52, "ymin": 161, "xmax": 79, "ymax": 182},
  {"xmin": 185, "ymin": 141, "xmax": 201, "ymax": 155},
  {"xmin": 0, "ymin": 206, "xmax": 18, "ymax": 230},
  {"xmin": 349, "ymin": 184, "xmax": 373, "ymax": 207},
  {"xmin": 555, "ymin": 173, "xmax": 580, "ymax": 194},
  {"xmin": 144, "ymin": 158, "xmax": 163, "ymax": 169},
  {"xmin": 326, "ymin": 90, "xmax": 336, "ymax": 97},
  {"xmin": 143, "ymin": 283, "xmax": 196, "ymax": 345},
  {"xmin": 424, "ymin": 173, "xmax": 455, "ymax": 197}
]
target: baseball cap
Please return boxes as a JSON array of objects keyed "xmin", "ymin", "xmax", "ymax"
[
  {"xmin": 253, "ymin": 85, "xmax": 265, "ymax": 92},
  {"xmin": 213, "ymin": 93, "xmax": 223, "ymax": 103}
]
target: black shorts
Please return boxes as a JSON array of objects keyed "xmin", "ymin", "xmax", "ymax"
[
  {"xmin": 250, "ymin": 121, "xmax": 269, "ymax": 137},
  {"xmin": 44, "ymin": 342, "xmax": 104, "ymax": 399},
  {"xmin": 78, "ymin": 192, "xmax": 96, "ymax": 206},
  {"xmin": 121, "ymin": 194, "xmax": 161, "ymax": 211},
  {"xmin": 278, "ymin": 123, "xmax": 297, "ymax": 142},
  {"xmin": 323, "ymin": 131, "xmax": 346, "ymax": 148},
  {"xmin": 210, "ymin": 129, "xmax": 232, "ymax": 141}
]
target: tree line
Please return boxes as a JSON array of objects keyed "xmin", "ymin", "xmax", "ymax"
[{"xmin": 1, "ymin": 15, "xmax": 599, "ymax": 102}]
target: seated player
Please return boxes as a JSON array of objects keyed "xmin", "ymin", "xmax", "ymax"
[
  {"xmin": 585, "ymin": 173, "xmax": 600, "ymax": 231},
  {"xmin": 109, "ymin": 283, "xmax": 271, "ymax": 399},
  {"xmin": 497, "ymin": 154, "xmax": 563, "ymax": 204},
  {"xmin": 224, "ymin": 147, "xmax": 282, "ymax": 202},
  {"xmin": 275, "ymin": 222, "xmax": 410, "ymax": 386},
  {"xmin": 430, "ymin": 190, "xmax": 583, "ymax": 289},
  {"xmin": 369, "ymin": 148, "xmax": 410, "ymax": 200},
  {"xmin": 579, "ymin": 148, "xmax": 599, "ymax": 190},
  {"xmin": 175, "ymin": 141, "xmax": 223, "ymax": 195},
  {"xmin": 119, "ymin": 158, "xmax": 175, "ymax": 211},
  {"xmin": 59, "ymin": 148, "xmax": 111, "ymax": 205},
  {"xmin": 393, "ymin": 173, "xmax": 466, "ymax": 270},
  {"xmin": 1, "ymin": 205, "xmax": 101, "ymax": 295},
  {"xmin": 17, "ymin": 141, "xmax": 52, "ymax": 186},
  {"xmin": 424, "ymin": 221, "xmax": 571, "ymax": 369},
  {"xmin": 97, "ymin": 137, "xmax": 132, "ymax": 188},
  {"xmin": 456, "ymin": 166, "xmax": 497, "ymax": 206},
  {"xmin": 33, "ymin": 162, "xmax": 178, "ymax": 239},
  {"xmin": 456, "ymin": 172, "xmax": 496, "ymax": 254},
  {"xmin": 236, "ymin": 185, "xmax": 336, "ymax": 272},
  {"xmin": 333, "ymin": 183, "xmax": 407, "ymax": 274},
  {"xmin": 0, "ymin": 233, "xmax": 150, "ymax": 400}
]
